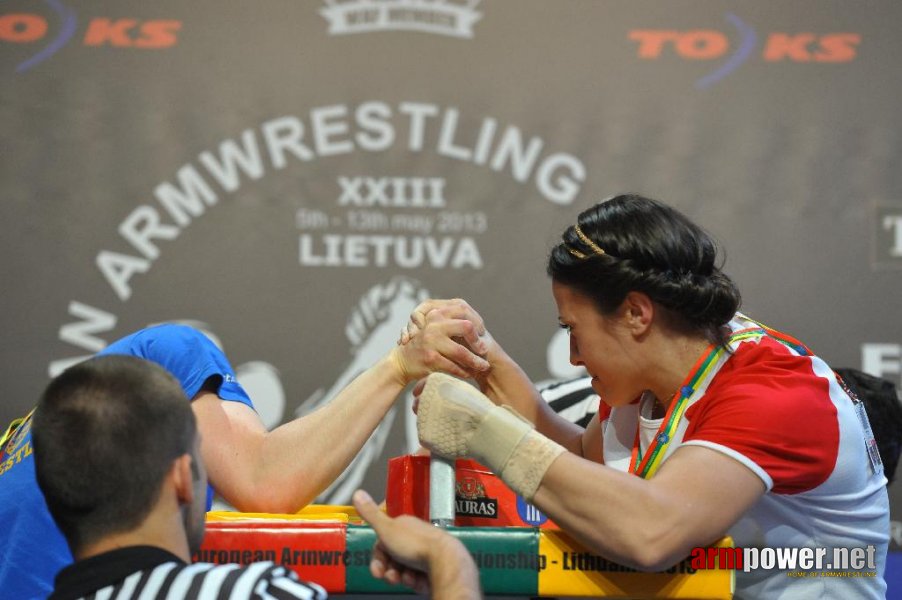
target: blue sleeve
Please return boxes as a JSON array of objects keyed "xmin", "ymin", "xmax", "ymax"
[{"xmin": 98, "ymin": 324, "xmax": 255, "ymax": 410}]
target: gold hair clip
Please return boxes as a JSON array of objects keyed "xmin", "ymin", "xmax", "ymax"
[
  {"xmin": 574, "ymin": 224, "xmax": 606, "ymax": 257},
  {"xmin": 567, "ymin": 247, "xmax": 587, "ymax": 259}
]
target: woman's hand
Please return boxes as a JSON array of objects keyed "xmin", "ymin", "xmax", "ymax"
[{"xmin": 391, "ymin": 299, "xmax": 495, "ymax": 383}]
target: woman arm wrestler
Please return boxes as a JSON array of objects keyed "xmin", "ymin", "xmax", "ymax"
[
  {"xmin": 407, "ymin": 298, "xmax": 762, "ymax": 570},
  {"xmin": 401, "ymin": 219, "xmax": 764, "ymax": 568},
  {"xmin": 410, "ymin": 195, "xmax": 888, "ymax": 600}
]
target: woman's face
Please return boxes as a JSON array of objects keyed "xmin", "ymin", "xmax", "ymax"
[{"xmin": 552, "ymin": 280, "xmax": 643, "ymax": 407}]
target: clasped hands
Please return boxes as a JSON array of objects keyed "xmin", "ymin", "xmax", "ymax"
[
  {"xmin": 393, "ymin": 299, "xmax": 566, "ymax": 501},
  {"xmin": 389, "ymin": 298, "xmax": 495, "ymax": 384}
]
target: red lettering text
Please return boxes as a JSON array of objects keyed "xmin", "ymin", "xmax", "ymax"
[
  {"xmin": 84, "ymin": 18, "xmax": 139, "ymax": 47},
  {"xmin": 134, "ymin": 20, "xmax": 182, "ymax": 49},
  {"xmin": 813, "ymin": 33, "xmax": 860, "ymax": 63},
  {"xmin": 0, "ymin": 13, "xmax": 47, "ymax": 43},
  {"xmin": 83, "ymin": 18, "xmax": 181, "ymax": 48},
  {"xmin": 763, "ymin": 33, "xmax": 817, "ymax": 62},
  {"xmin": 675, "ymin": 30, "xmax": 728, "ymax": 59},
  {"xmin": 630, "ymin": 29, "xmax": 728, "ymax": 60},
  {"xmin": 629, "ymin": 30, "xmax": 680, "ymax": 58},
  {"xmin": 690, "ymin": 546, "xmax": 743, "ymax": 569}
]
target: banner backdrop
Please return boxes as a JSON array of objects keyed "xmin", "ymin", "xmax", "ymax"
[{"xmin": 3, "ymin": 0, "xmax": 901, "ymax": 579}]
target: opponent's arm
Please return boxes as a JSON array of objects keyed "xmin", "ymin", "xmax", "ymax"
[
  {"xmin": 194, "ymin": 333, "xmax": 488, "ymax": 513},
  {"xmin": 193, "ymin": 353, "xmax": 403, "ymax": 512}
]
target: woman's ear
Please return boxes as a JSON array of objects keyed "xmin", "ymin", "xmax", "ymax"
[{"xmin": 622, "ymin": 291, "xmax": 654, "ymax": 335}]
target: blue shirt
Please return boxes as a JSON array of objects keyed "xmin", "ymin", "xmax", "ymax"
[{"xmin": 0, "ymin": 324, "xmax": 254, "ymax": 600}]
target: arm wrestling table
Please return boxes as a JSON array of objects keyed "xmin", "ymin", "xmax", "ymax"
[{"xmin": 195, "ymin": 455, "xmax": 734, "ymax": 598}]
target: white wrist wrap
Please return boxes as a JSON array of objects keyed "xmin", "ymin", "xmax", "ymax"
[{"xmin": 417, "ymin": 373, "xmax": 565, "ymax": 501}]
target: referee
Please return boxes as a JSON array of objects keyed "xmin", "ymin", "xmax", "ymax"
[{"xmin": 31, "ymin": 355, "xmax": 479, "ymax": 600}]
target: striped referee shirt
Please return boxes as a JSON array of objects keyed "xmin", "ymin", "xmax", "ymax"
[
  {"xmin": 49, "ymin": 545, "xmax": 327, "ymax": 600},
  {"xmin": 539, "ymin": 376, "xmax": 599, "ymax": 427}
]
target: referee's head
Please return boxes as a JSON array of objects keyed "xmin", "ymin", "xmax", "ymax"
[{"xmin": 32, "ymin": 354, "xmax": 203, "ymax": 557}]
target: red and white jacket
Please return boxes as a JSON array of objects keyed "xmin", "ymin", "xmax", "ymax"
[{"xmin": 597, "ymin": 315, "xmax": 889, "ymax": 599}]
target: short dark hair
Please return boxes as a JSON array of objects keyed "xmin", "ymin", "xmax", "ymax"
[
  {"xmin": 32, "ymin": 355, "xmax": 196, "ymax": 553},
  {"xmin": 548, "ymin": 194, "xmax": 741, "ymax": 346}
]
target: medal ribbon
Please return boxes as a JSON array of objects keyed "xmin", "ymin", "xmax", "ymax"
[{"xmin": 628, "ymin": 321, "xmax": 808, "ymax": 479}]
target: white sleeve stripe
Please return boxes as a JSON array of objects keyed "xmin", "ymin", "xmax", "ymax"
[
  {"xmin": 555, "ymin": 397, "xmax": 600, "ymax": 422},
  {"xmin": 136, "ymin": 562, "xmax": 179, "ymax": 600},
  {"xmin": 71, "ymin": 561, "xmax": 330, "ymax": 600},
  {"xmin": 539, "ymin": 377, "xmax": 594, "ymax": 400},
  {"xmin": 231, "ymin": 561, "xmax": 278, "ymax": 598},
  {"xmin": 271, "ymin": 574, "xmax": 325, "ymax": 598},
  {"xmin": 113, "ymin": 571, "xmax": 143, "ymax": 600},
  {"xmin": 163, "ymin": 562, "xmax": 215, "ymax": 600},
  {"xmin": 195, "ymin": 563, "xmax": 241, "ymax": 598},
  {"xmin": 94, "ymin": 586, "xmax": 115, "ymax": 600},
  {"xmin": 681, "ymin": 440, "xmax": 774, "ymax": 490}
]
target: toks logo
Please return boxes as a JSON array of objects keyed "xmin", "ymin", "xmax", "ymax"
[
  {"xmin": 629, "ymin": 14, "xmax": 860, "ymax": 89},
  {"xmin": 1, "ymin": 2, "xmax": 181, "ymax": 73}
]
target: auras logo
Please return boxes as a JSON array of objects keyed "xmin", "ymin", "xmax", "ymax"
[
  {"xmin": 629, "ymin": 14, "xmax": 861, "ymax": 89},
  {"xmin": 1, "ymin": 1, "xmax": 181, "ymax": 73}
]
